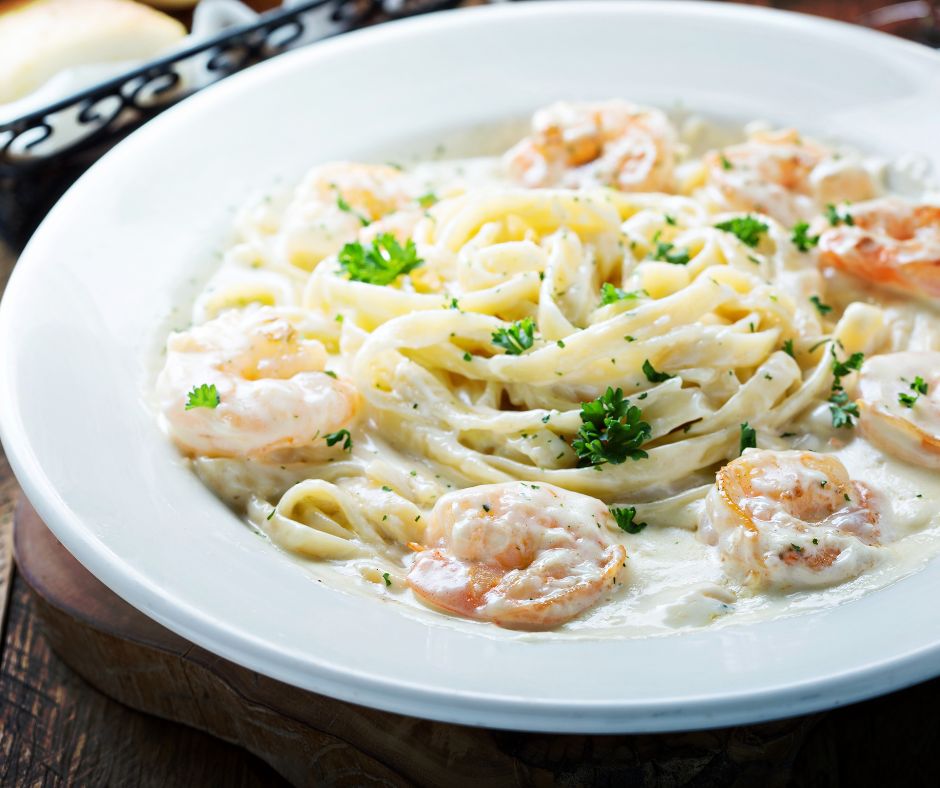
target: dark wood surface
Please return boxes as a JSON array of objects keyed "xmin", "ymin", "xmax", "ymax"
[{"xmin": 1, "ymin": 1, "xmax": 938, "ymax": 785}]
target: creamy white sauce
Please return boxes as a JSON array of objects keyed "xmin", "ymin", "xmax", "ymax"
[{"xmin": 158, "ymin": 108, "xmax": 940, "ymax": 640}]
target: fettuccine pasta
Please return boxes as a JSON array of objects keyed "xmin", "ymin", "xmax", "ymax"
[{"xmin": 155, "ymin": 101, "xmax": 940, "ymax": 633}]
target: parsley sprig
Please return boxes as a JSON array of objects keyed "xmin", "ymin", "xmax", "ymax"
[
  {"xmin": 492, "ymin": 318, "xmax": 536, "ymax": 355},
  {"xmin": 714, "ymin": 215, "xmax": 768, "ymax": 248},
  {"xmin": 600, "ymin": 283, "xmax": 646, "ymax": 306},
  {"xmin": 791, "ymin": 221, "xmax": 819, "ymax": 252},
  {"xmin": 571, "ymin": 387, "xmax": 651, "ymax": 466},
  {"xmin": 828, "ymin": 349, "xmax": 864, "ymax": 428},
  {"xmin": 185, "ymin": 383, "xmax": 220, "ymax": 410},
  {"xmin": 611, "ymin": 506, "xmax": 647, "ymax": 534},
  {"xmin": 338, "ymin": 234, "xmax": 423, "ymax": 286}
]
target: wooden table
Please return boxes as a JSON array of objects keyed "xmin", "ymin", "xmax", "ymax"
[{"xmin": 2, "ymin": 2, "xmax": 939, "ymax": 784}]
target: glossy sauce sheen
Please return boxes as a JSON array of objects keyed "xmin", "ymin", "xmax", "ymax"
[{"xmin": 158, "ymin": 112, "xmax": 940, "ymax": 638}]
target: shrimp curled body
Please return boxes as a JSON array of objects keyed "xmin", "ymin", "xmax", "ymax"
[
  {"xmin": 817, "ymin": 198, "xmax": 940, "ymax": 298},
  {"xmin": 279, "ymin": 162, "xmax": 420, "ymax": 270},
  {"xmin": 703, "ymin": 129, "xmax": 877, "ymax": 226},
  {"xmin": 407, "ymin": 482, "xmax": 627, "ymax": 629},
  {"xmin": 504, "ymin": 100, "xmax": 677, "ymax": 193},
  {"xmin": 699, "ymin": 450, "xmax": 881, "ymax": 590},
  {"xmin": 857, "ymin": 352, "xmax": 940, "ymax": 469},
  {"xmin": 157, "ymin": 306, "xmax": 359, "ymax": 458}
]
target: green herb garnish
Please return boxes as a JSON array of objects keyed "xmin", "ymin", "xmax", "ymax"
[
  {"xmin": 492, "ymin": 317, "xmax": 536, "ymax": 355},
  {"xmin": 809, "ymin": 295, "xmax": 833, "ymax": 315},
  {"xmin": 185, "ymin": 383, "xmax": 220, "ymax": 410},
  {"xmin": 325, "ymin": 429, "xmax": 353, "ymax": 450},
  {"xmin": 825, "ymin": 203, "xmax": 855, "ymax": 227},
  {"xmin": 899, "ymin": 375, "xmax": 929, "ymax": 408},
  {"xmin": 714, "ymin": 215, "xmax": 768, "ymax": 248},
  {"xmin": 831, "ymin": 350, "xmax": 864, "ymax": 382},
  {"xmin": 600, "ymin": 283, "xmax": 646, "ymax": 306},
  {"xmin": 642, "ymin": 359, "xmax": 674, "ymax": 383},
  {"xmin": 739, "ymin": 422, "xmax": 757, "ymax": 454},
  {"xmin": 829, "ymin": 391, "xmax": 859, "ymax": 428},
  {"xmin": 791, "ymin": 221, "xmax": 820, "ymax": 252},
  {"xmin": 571, "ymin": 387, "xmax": 651, "ymax": 466},
  {"xmin": 338, "ymin": 234, "xmax": 423, "ymax": 286},
  {"xmin": 648, "ymin": 241, "xmax": 690, "ymax": 265},
  {"xmin": 336, "ymin": 195, "xmax": 370, "ymax": 227},
  {"xmin": 828, "ymin": 349, "xmax": 864, "ymax": 428},
  {"xmin": 611, "ymin": 506, "xmax": 647, "ymax": 534}
]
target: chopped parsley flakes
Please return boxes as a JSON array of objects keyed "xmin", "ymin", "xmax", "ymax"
[
  {"xmin": 714, "ymin": 215, "xmax": 768, "ymax": 248},
  {"xmin": 571, "ymin": 387, "xmax": 651, "ymax": 466},
  {"xmin": 648, "ymin": 240, "xmax": 690, "ymax": 265},
  {"xmin": 338, "ymin": 234, "xmax": 423, "ymax": 286},
  {"xmin": 642, "ymin": 359, "xmax": 674, "ymax": 383},
  {"xmin": 492, "ymin": 317, "xmax": 536, "ymax": 355},
  {"xmin": 791, "ymin": 221, "xmax": 819, "ymax": 252},
  {"xmin": 825, "ymin": 203, "xmax": 855, "ymax": 227},
  {"xmin": 611, "ymin": 506, "xmax": 647, "ymax": 534},
  {"xmin": 828, "ymin": 349, "xmax": 864, "ymax": 428},
  {"xmin": 336, "ymin": 195, "xmax": 370, "ymax": 226},
  {"xmin": 809, "ymin": 295, "xmax": 833, "ymax": 315},
  {"xmin": 739, "ymin": 422, "xmax": 757, "ymax": 454},
  {"xmin": 899, "ymin": 375, "xmax": 929, "ymax": 408},
  {"xmin": 600, "ymin": 283, "xmax": 646, "ymax": 306},
  {"xmin": 325, "ymin": 429, "xmax": 353, "ymax": 450},
  {"xmin": 185, "ymin": 383, "xmax": 220, "ymax": 410},
  {"xmin": 829, "ymin": 391, "xmax": 859, "ymax": 428}
]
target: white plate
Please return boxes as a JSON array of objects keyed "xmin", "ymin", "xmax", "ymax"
[{"xmin": 2, "ymin": 2, "xmax": 940, "ymax": 733}]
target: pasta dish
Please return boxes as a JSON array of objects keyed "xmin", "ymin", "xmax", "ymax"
[{"xmin": 155, "ymin": 101, "xmax": 940, "ymax": 634}]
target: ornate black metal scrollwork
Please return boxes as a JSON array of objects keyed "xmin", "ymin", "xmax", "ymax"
[{"xmin": 0, "ymin": 0, "xmax": 467, "ymax": 247}]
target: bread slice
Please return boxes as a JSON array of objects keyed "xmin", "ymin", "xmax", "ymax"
[{"xmin": 0, "ymin": 0, "xmax": 187, "ymax": 104}]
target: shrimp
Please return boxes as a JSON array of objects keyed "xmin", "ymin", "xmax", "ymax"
[
  {"xmin": 503, "ymin": 100, "xmax": 677, "ymax": 192},
  {"xmin": 703, "ymin": 129, "xmax": 877, "ymax": 225},
  {"xmin": 406, "ymin": 482, "xmax": 626, "ymax": 629},
  {"xmin": 699, "ymin": 450, "xmax": 881, "ymax": 590},
  {"xmin": 816, "ymin": 198, "xmax": 940, "ymax": 298},
  {"xmin": 279, "ymin": 163, "xmax": 420, "ymax": 269},
  {"xmin": 157, "ymin": 306, "xmax": 359, "ymax": 458},
  {"xmin": 857, "ymin": 352, "xmax": 940, "ymax": 469}
]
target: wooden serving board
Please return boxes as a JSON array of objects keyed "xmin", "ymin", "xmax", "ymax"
[{"xmin": 13, "ymin": 499, "xmax": 815, "ymax": 787}]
